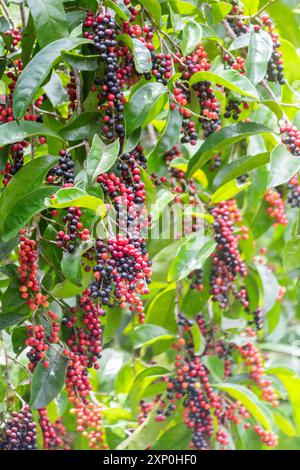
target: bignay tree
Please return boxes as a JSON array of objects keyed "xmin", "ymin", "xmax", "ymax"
[{"xmin": 1, "ymin": 0, "xmax": 300, "ymax": 452}]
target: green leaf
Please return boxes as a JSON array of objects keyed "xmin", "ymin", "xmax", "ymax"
[
  {"xmin": 168, "ymin": 234, "xmax": 216, "ymax": 282},
  {"xmin": 104, "ymin": 0, "xmax": 130, "ymax": 20},
  {"xmin": 146, "ymin": 285, "xmax": 177, "ymax": 333},
  {"xmin": 189, "ymin": 70, "xmax": 259, "ymax": 100},
  {"xmin": 152, "ymin": 423, "xmax": 192, "ymax": 450},
  {"xmin": 139, "ymin": 165, "xmax": 156, "ymax": 210},
  {"xmin": 211, "ymin": 179, "xmax": 251, "ymax": 204},
  {"xmin": 190, "ymin": 324, "xmax": 206, "ymax": 355},
  {"xmin": 117, "ymin": 34, "xmax": 152, "ymax": 74},
  {"xmin": 229, "ymin": 33, "xmax": 250, "ymax": 51},
  {"xmin": 275, "ymin": 373, "xmax": 300, "ymax": 433},
  {"xmin": 62, "ymin": 50, "xmax": 99, "ymax": 71},
  {"xmin": 86, "ymin": 135, "xmax": 120, "ymax": 181},
  {"xmin": 148, "ymin": 108, "xmax": 182, "ymax": 174},
  {"xmin": 255, "ymin": 263, "xmax": 279, "ymax": 315},
  {"xmin": 61, "ymin": 250, "xmax": 83, "ymax": 287},
  {"xmin": 0, "ymin": 120, "xmax": 63, "ymax": 147},
  {"xmin": 26, "ymin": 0, "xmax": 68, "ymax": 48},
  {"xmin": 132, "ymin": 324, "xmax": 175, "ymax": 349},
  {"xmin": 213, "ymin": 153, "xmax": 269, "ymax": 188},
  {"xmin": 125, "ymin": 83, "xmax": 167, "ymax": 135},
  {"xmin": 241, "ymin": 0, "xmax": 259, "ymax": 16},
  {"xmin": 214, "ymin": 383, "xmax": 274, "ymax": 431},
  {"xmin": 0, "ymin": 312, "xmax": 27, "ymax": 330},
  {"xmin": 43, "ymin": 72, "xmax": 68, "ymax": 108},
  {"xmin": 245, "ymin": 29, "xmax": 273, "ymax": 85},
  {"xmin": 117, "ymin": 397, "xmax": 170, "ymax": 450},
  {"xmin": 30, "ymin": 345, "xmax": 68, "ymax": 409},
  {"xmin": 187, "ymin": 123, "xmax": 272, "ymax": 177},
  {"xmin": 13, "ymin": 37, "xmax": 91, "ymax": 119},
  {"xmin": 181, "ymin": 20, "xmax": 202, "ymax": 55},
  {"xmin": 210, "ymin": 2, "xmax": 232, "ymax": 24},
  {"xmin": 202, "ymin": 355, "xmax": 224, "ymax": 382},
  {"xmin": 282, "ymin": 237, "xmax": 300, "ymax": 271},
  {"xmin": 11, "ymin": 327, "xmax": 28, "ymax": 356},
  {"xmin": 61, "ymin": 239, "xmax": 93, "ymax": 287},
  {"xmin": 45, "ymin": 187, "xmax": 107, "ymax": 217},
  {"xmin": 60, "ymin": 111, "xmax": 101, "ymax": 141},
  {"xmin": 137, "ymin": 0, "xmax": 161, "ymax": 26},
  {"xmin": 268, "ymin": 144, "xmax": 300, "ymax": 188},
  {"xmin": 0, "ymin": 156, "xmax": 59, "ymax": 236},
  {"xmin": 3, "ymin": 186, "xmax": 57, "ymax": 241}
]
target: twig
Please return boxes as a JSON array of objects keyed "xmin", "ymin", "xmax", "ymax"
[
  {"xmin": 222, "ymin": 19, "xmax": 237, "ymax": 40},
  {"xmin": 73, "ymin": 67, "xmax": 91, "ymax": 155},
  {"xmin": 19, "ymin": 2, "xmax": 26, "ymax": 30},
  {"xmin": 147, "ymin": 124, "xmax": 157, "ymax": 146},
  {"xmin": 254, "ymin": 0, "xmax": 277, "ymax": 18},
  {"xmin": 0, "ymin": 0, "xmax": 14, "ymax": 28}
]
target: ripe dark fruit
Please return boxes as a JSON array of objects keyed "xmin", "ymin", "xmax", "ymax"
[{"xmin": 0, "ymin": 407, "xmax": 37, "ymax": 450}]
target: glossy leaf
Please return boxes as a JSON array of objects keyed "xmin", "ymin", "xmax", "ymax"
[
  {"xmin": 211, "ymin": 179, "xmax": 251, "ymax": 204},
  {"xmin": 125, "ymin": 83, "xmax": 167, "ymax": 135},
  {"xmin": 104, "ymin": 0, "xmax": 130, "ymax": 20},
  {"xmin": 148, "ymin": 107, "xmax": 182, "ymax": 174},
  {"xmin": 0, "ymin": 156, "xmax": 59, "ymax": 236},
  {"xmin": 268, "ymin": 144, "xmax": 300, "ymax": 188},
  {"xmin": 214, "ymin": 383, "xmax": 274, "ymax": 431},
  {"xmin": 60, "ymin": 112, "xmax": 101, "ymax": 141},
  {"xmin": 62, "ymin": 50, "xmax": 99, "ymax": 71},
  {"xmin": 256, "ymin": 263, "xmax": 279, "ymax": 315},
  {"xmin": 189, "ymin": 70, "xmax": 259, "ymax": 100},
  {"xmin": 137, "ymin": 0, "xmax": 161, "ymax": 26},
  {"xmin": 168, "ymin": 235, "xmax": 216, "ymax": 282},
  {"xmin": 213, "ymin": 153, "xmax": 269, "ymax": 188},
  {"xmin": 3, "ymin": 186, "xmax": 57, "ymax": 241},
  {"xmin": 13, "ymin": 37, "xmax": 91, "ymax": 119},
  {"xmin": 0, "ymin": 121, "xmax": 63, "ymax": 147},
  {"xmin": 117, "ymin": 34, "xmax": 152, "ymax": 73},
  {"xmin": 245, "ymin": 29, "xmax": 273, "ymax": 85},
  {"xmin": 45, "ymin": 187, "xmax": 107, "ymax": 217},
  {"xmin": 86, "ymin": 135, "xmax": 120, "ymax": 181},
  {"xmin": 26, "ymin": 0, "xmax": 68, "ymax": 48},
  {"xmin": 181, "ymin": 20, "xmax": 202, "ymax": 56},
  {"xmin": 30, "ymin": 345, "xmax": 68, "ymax": 409},
  {"xmin": 282, "ymin": 238, "xmax": 300, "ymax": 271},
  {"xmin": 187, "ymin": 123, "xmax": 272, "ymax": 177}
]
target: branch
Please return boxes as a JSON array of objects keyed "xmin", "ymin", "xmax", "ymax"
[
  {"xmin": 0, "ymin": 0, "xmax": 14, "ymax": 29},
  {"xmin": 73, "ymin": 67, "xmax": 91, "ymax": 155}
]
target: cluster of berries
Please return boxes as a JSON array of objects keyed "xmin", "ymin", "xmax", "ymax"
[
  {"xmin": 188, "ymin": 269, "xmax": 204, "ymax": 291},
  {"xmin": 287, "ymin": 176, "xmax": 300, "ymax": 208},
  {"xmin": 0, "ymin": 407, "xmax": 37, "ymax": 450},
  {"xmin": 70, "ymin": 403, "xmax": 107, "ymax": 450},
  {"xmin": 264, "ymin": 188, "xmax": 288, "ymax": 225},
  {"xmin": 18, "ymin": 230, "xmax": 49, "ymax": 311},
  {"xmin": 1, "ymin": 141, "xmax": 28, "ymax": 186},
  {"xmin": 84, "ymin": 13, "xmax": 127, "ymax": 141},
  {"xmin": 156, "ymin": 318, "xmax": 229, "ymax": 450},
  {"xmin": 67, "ymin": 74, "xmax": 77, "ymax": 117},
  {"xmin": 47, "ymin": 150, "xmax": 75, "ymax": 187},
  {"xmin": 210, "ymin": 200, "xmax": 249, "ymax": 309},
  {"xmin": 38, "ymin": 408, "xmax": 64, "ymax": 450},
  {"xmin": 237, "ymin": 334, "xmax": 279, "ymax": 408},
  {"xmin": 56, "ymin": 207, "xmax": 90, "ymax": 253},
  {"xmin": 261, "ymin": 15, "xmax": 285, "ymax": 85}
]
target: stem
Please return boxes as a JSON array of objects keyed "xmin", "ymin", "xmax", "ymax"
[
  {"xmin": 147, "ymin": 124, "xmax": 157, "ymax": 146},
  {"xmin": 19, "ymin": 2, "xmax": 26, "ymax": 30},
  {"xmin": 0, "ymin": 0, "xmax": 14, "ymax": 28},
  {"xmin": 73, "ymin": 67, "xmax": 91, "ymax": 155},
  {"xmin": 254, "ymin": 0, "xmax": 277, "ymax": 18}
]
